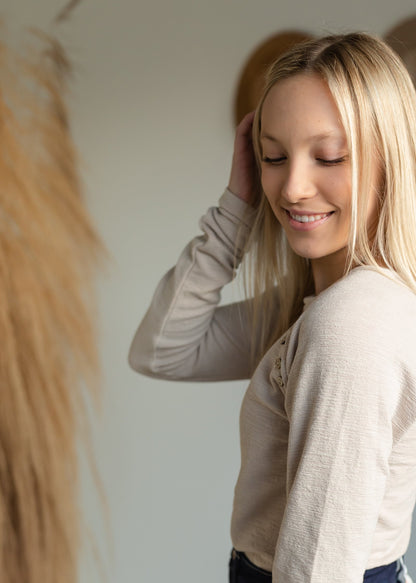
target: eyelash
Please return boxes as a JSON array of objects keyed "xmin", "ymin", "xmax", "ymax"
[
  {"xmin": 261, "ymin": 156, "xmax": 347, "ymax": 166},
  {"xmin": 262, "ymin": 156, "xmax": 285, "ymax": 165},
  {"xmin": 318, "ymin": 157, "xmax": 347, "ymax": 166}
]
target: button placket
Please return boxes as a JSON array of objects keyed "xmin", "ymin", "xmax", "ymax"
[
  {"xmin": 273, "ymin": 333, "xmax": 289, "ymax": 388},
  {"xmin": 273, "ymin": 356, "xmax": 282, "ymax": 370},
  {"xmin": 273, "ymin": 352, "xmax": 284, "ymax": 389}
]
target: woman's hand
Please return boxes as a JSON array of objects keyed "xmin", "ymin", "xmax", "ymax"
[{"xmin": 227, "ymin": 111, "xmax": 258, "ymax": 205}]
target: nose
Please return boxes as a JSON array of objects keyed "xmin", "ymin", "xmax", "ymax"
[{"xmin": 281, "ymin": 160, "xmax": 317, "ymax": 204}]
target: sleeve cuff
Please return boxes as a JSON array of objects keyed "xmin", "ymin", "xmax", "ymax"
[{"xmin": 219, "ymin": 188, "xmax": 257, "ymax": 228}]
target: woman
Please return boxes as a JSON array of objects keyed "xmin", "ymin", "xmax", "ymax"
[{"xmin": 129, "ymin": 33, "xmax": 416, "ymax": 582}]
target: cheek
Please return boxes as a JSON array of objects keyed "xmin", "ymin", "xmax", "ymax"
[
  {"xmin": 262, "ymin": 187, "xmax": 279, "ymax": 216},
  {"xmin": 329, "ymin": 175, "xmax": 352, "ymax": 211},
  {"xmin": 263, "ymin": 192, "xmax": 286, "ymax": 227},
  {"xmin": 261, "ymin": 170, "xmax": 282, "ymax": 200},
  {"xmin": 260, "ymin": 169, "xmax": 270, "ymax": 194}
]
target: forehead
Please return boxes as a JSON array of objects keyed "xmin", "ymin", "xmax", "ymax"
[{"xmin": 260, "ymin": 73, "xmax": 347, "ymax": 145}]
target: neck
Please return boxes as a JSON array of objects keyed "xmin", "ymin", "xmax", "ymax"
[{"xmin": 311, "ymin": 248, "xmax": 348, "ymax": 295}]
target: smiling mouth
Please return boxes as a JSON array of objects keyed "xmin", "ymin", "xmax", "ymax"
[{"xmin": 287, "ymin": 210, "xmax": 334, "ymax": 223}]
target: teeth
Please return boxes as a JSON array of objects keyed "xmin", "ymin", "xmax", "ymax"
[{"xmin": 290, "ymin": 212, "xmax": 330, "ymax": 223}]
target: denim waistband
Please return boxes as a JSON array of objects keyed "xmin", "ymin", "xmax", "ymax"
[{"xmin": 229, "ymin": 549, "xmax": 411, "ymax": 583}]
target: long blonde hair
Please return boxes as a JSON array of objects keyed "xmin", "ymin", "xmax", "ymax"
[
  {"xmin": 0, "ymin": 31, "xmax": 104, "ymax": 583},
  {"xmin": 245, "ymin": 32, "xmax": 416, "ymax": 361}
]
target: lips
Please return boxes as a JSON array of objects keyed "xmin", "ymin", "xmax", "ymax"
[
  {"xmin": 283, "ymin": 209, "xmax": 335, "ymax": 231},
  {"xmin": 288, "ymin": 211, "xmax": 333, "ymax": 223}
]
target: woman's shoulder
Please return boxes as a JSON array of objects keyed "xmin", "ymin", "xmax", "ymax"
[
  {"xmin": 312, "ymin": 266, "xmax": 414, "ymax": 313},
  {"xmin": 300, "ymin": 266, "xmax": 416, "ymax": 347}
]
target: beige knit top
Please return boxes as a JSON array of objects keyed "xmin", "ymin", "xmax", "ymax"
[{"xmin": 129, "ymin": 189, "xmax": 416, "ymax": 582}]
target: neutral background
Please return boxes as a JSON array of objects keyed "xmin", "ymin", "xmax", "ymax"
[{"xmin": 3, "ymin": 1, "xmax": 416, "ymax": 582}]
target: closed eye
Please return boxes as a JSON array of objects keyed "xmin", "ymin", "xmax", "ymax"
[
  {"xmin": 262, "ymin": 156, "xmax": 286, "ymax": 165},
  {"xmin": 317, "ymin": 156, "xmax": 348, "ymax": 166}
]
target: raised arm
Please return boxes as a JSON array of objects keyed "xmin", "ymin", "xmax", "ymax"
[
  {"xmin": 128, "ymin": 189, "xmax": 257, "ymax": 381},
  {"xmin": 129, "ymin": 113, "xmax": 268, "ymax": 382}
]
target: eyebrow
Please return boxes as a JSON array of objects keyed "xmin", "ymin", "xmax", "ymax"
[{"xmin": 260, "ymin": 131, "xmax": 345, "ymax": 144}]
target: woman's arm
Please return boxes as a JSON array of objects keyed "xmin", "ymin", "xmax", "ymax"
[
  {"xmin": 273, "ymin": 269, "xmax": 414, "ymax": 582},
  {"xmin": 129, "ymin": 112, "xmax": 268, "ymax": 382},
  {"xmin": 128, "ymin": 189, "xmax": 258, "ymax": 381}
]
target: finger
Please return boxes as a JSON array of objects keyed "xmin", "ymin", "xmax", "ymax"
[{"xmin": 237, "ymin": 111, "xmax": 256, "ymax": 135}]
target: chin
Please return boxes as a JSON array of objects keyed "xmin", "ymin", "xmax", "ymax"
[
  {"xmin": 289, "ymin": 242, "xmax": 348, "ymax": 262},
  {"xmin": 288, "ymin": 245, "xmax": 323, "ymax": 260}
]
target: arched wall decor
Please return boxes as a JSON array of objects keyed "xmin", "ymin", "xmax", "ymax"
[
  {"xmin": 234, "ymin": 16, "xmax": 416, "ymax": 126},
  {"xmin": 233, "ymin": 30, "xmax": 313, "ymax": 126},
  {"xmin": 384, "ymin": 15, "xmax": 416, "ymax": 86}
]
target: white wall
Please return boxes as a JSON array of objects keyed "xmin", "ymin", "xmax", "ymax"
[{"xmin": 2, "ymin": 1, "xmax": 416, "ymax": 582}]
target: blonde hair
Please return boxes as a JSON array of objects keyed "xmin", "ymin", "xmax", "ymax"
[
  {"xmin": 0, "ymin": 31, "xmax": 104, "ymax": 583},
  {"xmin": 245, "ymin": 32, "xmax": 416, "ymax": 361}
]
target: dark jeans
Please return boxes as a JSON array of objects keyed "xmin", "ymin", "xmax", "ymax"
[{"xmin": 229, "ymin": 549, "xmax": 409, "ymax": 582}]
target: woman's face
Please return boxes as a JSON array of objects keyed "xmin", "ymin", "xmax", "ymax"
[{"xmin": 259, "ymin": 73, "xmax": 378, "ymax": 267}]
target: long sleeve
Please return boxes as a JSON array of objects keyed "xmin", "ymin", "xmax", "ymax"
[
  {"xmin": 128, "ymin": 189, "xmax": 260, "ymax": 382},
  {"xmin": 272, "ymin": 268, "xmax": 416, "ymax": 582}
]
